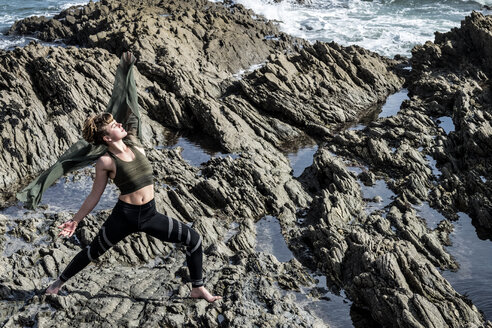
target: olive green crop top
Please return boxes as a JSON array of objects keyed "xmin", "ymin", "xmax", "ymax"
[{"xmin": 108, "ymin": 145, "xmax": 153, "ymax": 195}]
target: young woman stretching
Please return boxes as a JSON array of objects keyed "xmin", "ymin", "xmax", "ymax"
[{"xmin": 44, "ymin": 53, "xmax": 221, "ymax": 302}]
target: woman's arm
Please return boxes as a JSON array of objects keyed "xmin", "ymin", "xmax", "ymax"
[
  {"xmin": 58, "ymin": 156, "xmax": 110, "ymax": 237},
  {"xmin": 121, "ymin": 52, "xmax": 142, "ymax": 145},
  {"xmin": 110, "ymin": 51, "xmax": 142, "ymax": 145},
  {"xmin": 73, "ymin": 157, "xmax": 109, "ymax": 222}
]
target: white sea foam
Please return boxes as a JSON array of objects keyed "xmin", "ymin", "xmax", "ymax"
[
  {"xmin": 470, "ymin": 0, "xmax": 492, "ymax": 6},
  {"xmin": 0, "ymin": 1, "xmax": 98, "ymax": 49},
  {"xmin": 60, "ymin": 1, "xmax": 92, "ymax": 11},
  {"xmin": 0, "ymin": 13, "xmax": 17, "ymax": 26},
  {"xmin": 0, "ymin": 34, "xmax": 32, "ymax": 50},
  {"xmin": 215, "ymin": 0, "xmax": 485, "ymax": 57},
  {"xmin": 232, "ymin": 62, "xmax": 266, "ymax": 79},
  {"xmin": 0, "ymin": 33, "xmax": 68, "ymax": 50}
]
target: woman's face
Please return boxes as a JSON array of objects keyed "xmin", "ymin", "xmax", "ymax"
[{"xmin": 103, "ymin": 120, "xmax": 127, "ymax": 143}]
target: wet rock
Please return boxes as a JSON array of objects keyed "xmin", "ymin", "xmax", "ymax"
[
  {"xmin": 285, "ymin": 143, "xmax": 485, "ymax": 327},
  {"xmin": 228, "ymin": 218, "xmax": 256, "ymax": 254},
  {"xmin": 238, "ymin": 45, "xmax": 403, "ymax": 138},
  {"xmin": 409, "ymin": 11, "xmax": 492, "ymax": 230},
  {"xmin": 358, "ymin": 170, "xmax": 375, "ymax": 186},
  {"xmin": 2, "ymin": 0, "xmax": 489, "ymax": 327},
  {"xmin": 1, "ymin": 1, "xmax": 402, "ymax": 209}
]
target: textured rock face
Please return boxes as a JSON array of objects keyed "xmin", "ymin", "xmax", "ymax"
[
  {"xmin": 409, "ymin": 11, "xmax": 492, "ymax": 230},
  {"xmin": 269, "ymin": 10, "xmax": 492, "ymax": 328},
  {"xmin": 8, "ymin": 0, "xmax": 289, "ymax": 75},
  {"xmin": 282, "ymin": 148, "xmax": 484, "ymax": 327},
  {"xmin": 1, "ymin": 0, "xmax": 491, "ymax": 327},
  {"xmin": 238, "ymin": 43, "xmax": 402, "ymax": 136},
  {"xmin": 0, "ymin": 0, "xmax": 403, "ymax": 205}
]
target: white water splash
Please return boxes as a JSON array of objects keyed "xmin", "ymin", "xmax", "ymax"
[{"xmin": 210, "ymin": 0, "xmax": 486, "ymax": 57}]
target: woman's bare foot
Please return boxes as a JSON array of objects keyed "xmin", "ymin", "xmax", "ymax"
[
  {"xmin": 190, "ymin": 286, "xmax": 222, "ymax": 303},
  {"xmin": 45, "ymin": 278, "xmax": 64, "ymax": 295}
]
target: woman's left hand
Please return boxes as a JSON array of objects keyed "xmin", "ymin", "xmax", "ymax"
[{"xmin": 58, "ymin": 220, "xmax": 78, "ymax": 238}]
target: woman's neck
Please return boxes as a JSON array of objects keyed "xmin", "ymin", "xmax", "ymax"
[{"xmin": 107, "ymin": 139, "xmax": 127, "ymax": 155}]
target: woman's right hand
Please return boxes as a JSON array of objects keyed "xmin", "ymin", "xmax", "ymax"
[
  {"xmin": 122, "ymin": 51, "xmax": 136, "ymax": 65},
  {"xmin": 58, "ymin": 220, "xmax": 78, "ymax": 238}
]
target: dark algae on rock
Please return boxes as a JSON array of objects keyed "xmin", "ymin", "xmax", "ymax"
[{"xmin": 1, "ymin": 0, "xmax": 492, "ymax": 327}]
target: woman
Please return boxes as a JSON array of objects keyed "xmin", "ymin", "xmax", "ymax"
[{"xmin": 45, "ymin": 53, "xmax": 221, "ymax": 303}]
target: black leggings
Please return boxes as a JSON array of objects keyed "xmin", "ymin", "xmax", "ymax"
[{"xmin": 59, "ymin": 199, "xmax": 203, "ymax": 287}]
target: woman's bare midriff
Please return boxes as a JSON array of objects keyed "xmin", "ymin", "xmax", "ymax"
[{"xmin": 118, "ymin": 184, "xmax": 154, "ymax": 205}]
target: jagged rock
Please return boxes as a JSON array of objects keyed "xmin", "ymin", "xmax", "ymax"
[
  {"xmin": 238, "ymin": 44, "xmax": 403, "ymax": 137},
  {"xmin": 1, "ymin": 0, "xmax": 490, "ymax": 327},
  {"xmin": 358, "ymin": 170, "xmax": 375, "ymax": 186},
  {"xmin": 409, "ymin": 11, "xmax": 492, "ymax": 229}
]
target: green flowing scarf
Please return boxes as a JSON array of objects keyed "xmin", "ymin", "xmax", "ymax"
[{"xmin": 16, "ymin": 54, "xmax": 141, "ymax": 209}]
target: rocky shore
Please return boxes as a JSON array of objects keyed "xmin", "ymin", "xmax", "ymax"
[{"xmin": 1, "ymin": 0, "xmax": 491, "ymax": 327}]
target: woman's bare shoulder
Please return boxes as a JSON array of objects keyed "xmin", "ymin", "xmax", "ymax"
[{"xmin": 96, "ymin": 153, "xmax": 114, "ymax": 169}]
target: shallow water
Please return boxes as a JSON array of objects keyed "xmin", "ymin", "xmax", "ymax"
[
  {"xmin": 0, "ymin": 169, "xmax": 118, "ymax": 220},
  {"xmin": 378, "ymin": 89, "xmax": 409, "ymax": 118},
  {"xmin": 284, "ymin": 275, "xmax": 353, "ymax": 328},
  {"xmin": 286, "ymin": 145, "xmax": 318, "ymax": 177},
  {"xmin": 347, "ymin": 124, "xmax": 366, "ymax": 131},
  {"xmin": 41, "ymin": 172, "xmax": 119, "ymax": 212},
  {"xmin": 425, "ymin": 154, "xmax": 442, "ymax": 179},
  {"xmin": 359, "ymin": 179, "xmax": 396, "ymax": 215},
  {"xmin": 299, "ymin": 275, "xmax": 352, "ymax": 328},
  {"xmin": 155, "ymin": 138, "xmax": 213, "ymax": 167},
  {"xmin": 156, "ymin": 130, "xmax": 239, "ymax": 167},
  {"xmin": 442, "ymin": 212, "xmax": 492, "ymax": 320},
  {"xmin": 3, "ymin": 232, "xmax": 50, "ymax": 257},
  {"xmin": 347, "ymin": 163, "xmax": 395, "ymax": 212},
  {"xmin": 347, "ymin": 88, "xmax": 407, "ymax": 131},
  {"xmin": 436, "ymin": 116, "xmax": 455, "ymax": 134},
  {"xmin": 255, "ymin": 215, "xmax": 353, "ymax": 327},
  {"xmin": 256, "ymin": 215, "xmax": 294, "ymax": 262},
  {"xmin": 412, "ymin": 201, "xmax": 447, "ymax": 230}
]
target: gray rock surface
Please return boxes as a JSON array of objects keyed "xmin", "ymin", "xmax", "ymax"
[
  {"xmin": 408, "ymin": 11, "xmax": 492, "ymax": 231},
  {"xmin": 1, "ymin": 0, "xmax": 491, "ymax": 327}
]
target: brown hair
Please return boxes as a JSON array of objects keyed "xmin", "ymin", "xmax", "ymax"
[{"xmin": 82, "ymin": 113, "xmax": 113, "ymax": 145}]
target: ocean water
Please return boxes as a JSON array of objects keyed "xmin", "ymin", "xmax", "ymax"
[
  {"xmin": 215, "ymin": 0, "xmax": 490, "ymax": 57},
  {"xmin": 0, "ymin": 0, "xmax": 91, "ymax": 49},
  {"xmin": 1, "ymin": 0, "xmax": 489, "ymax": 57}
]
